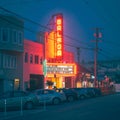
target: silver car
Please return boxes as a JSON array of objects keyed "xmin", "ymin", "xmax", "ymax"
[
  {"xmin": 0, "ymin": 91, "xmax": 39, "ymax": 111},
  {"xmin": 32, "ymin": 89, "xmax": 66, "ymax": 105}
]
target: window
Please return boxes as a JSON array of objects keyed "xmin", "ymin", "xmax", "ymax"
[
  {"xmin": 30, "ymin": 54, "xmax": 33, "ymax": 63},
  {"xmin": 0, "ymin": 28, "xmax": 1, "ymax": 42},
  {"xmin": 25, "ymin": 52, "xmax": 28, "ymax": 63},
  {"xmin": 14, "ymin": 91, "xmax": 26, "ymax": 97},
  {"xmin": 18, "ymin": 31, "xmax": 23, "ymax": 45},
  {"xmin": 37, "ymin": 90, "xmax": 42, "ymax": 95},
  {"xmin": 12, "ymin": 30, "xmax": 23, "ymax": 45},
  {"xmin": 7, "ymin": 55, "xmax": 10, "ymax": 68},
  {"xmin": 13, "ymin": 57, "xmax": 17, "ymax": 68},
  {"xmin": 34, "ymin": 55, "xmax": 39, "ymax": 64},
  {"xmin": 1, "ymin": 28, "xmax": 9, "ymax": 42},
  {"xmin": 44, "ymin": 90, "xmax": 54, "ymax": 94},
  {"xmin": 3, "ymin": 54, "xmax": 17, "ymax": 68},
  {"xmin": 12, "ymin": 30, "xmax": 17, "ymax": 44},
  {"xmin": 1, "ymin": 92, "xmax": 13, "ymax": 99}
]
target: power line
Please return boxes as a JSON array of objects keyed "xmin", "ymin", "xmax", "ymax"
[
  {"xmin": 0, "ymin": 13, "xmax": 95, "ymax": 51},
  {"xmin": 0, "ymin": 15, "xmax": 39, "ymax": 34},
  {"xmin": 103, "ymin": 40, "xmax": 120, "ymax": 47},
  {"xmin": 0, "ymin": 6, "xmax": 51, "ymax": 30},
  {"xmin": 99, "ymin": 49, "xmax": 120, "ymax": 60},
  {"xmin": 0, "ymin": 6, "xmax": 94, "ymax": 49},
  {"xmin": 64, "ymin": 34, "xmax": 92, "ymax": 48},
  {"xmin": 98, "ymin": 51, "xmax": 114, "ymax": 60},
  {"xmin": 0, "ymin": 5, "xmax": 97, "ymax": 65}
]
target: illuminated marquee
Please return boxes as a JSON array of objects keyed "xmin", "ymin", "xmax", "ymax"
[
  {"xmin": 46, "ymin": 63, "xmax": 77, "ymax": 77},
  {"xmin": 56, "ymin": 14, "xmax": 63, "ymax": 61}
]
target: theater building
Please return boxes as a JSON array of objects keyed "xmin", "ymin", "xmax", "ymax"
[
  {"xmin": 23, "ymin": 14, "xmax": 77, "ymax": 90},
  {"xmin": 23, "ymin": 39, "xmax": 77, "ymax": 90},
  {"xmin": 43, "ymin": 14, "xmax": 77, "ymax": 89}
]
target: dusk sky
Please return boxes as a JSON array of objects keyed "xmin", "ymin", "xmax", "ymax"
[{"xmin": 0, "ymin": 0, "xmax": 120, "ymax": 63}]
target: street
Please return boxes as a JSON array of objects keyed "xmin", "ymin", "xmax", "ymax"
[{"xmin": 1, "ymin": 94, "xmax": 120, "ymax": 120}]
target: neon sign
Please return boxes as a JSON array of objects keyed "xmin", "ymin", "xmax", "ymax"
[{"xmin": 56, "ymin": 14, "xmax": 63, "ymax": 61}]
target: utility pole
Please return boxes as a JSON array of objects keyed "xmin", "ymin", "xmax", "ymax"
[{"xmin": 93, "ymin": 28, "xmax": 102, "ymax": 87}]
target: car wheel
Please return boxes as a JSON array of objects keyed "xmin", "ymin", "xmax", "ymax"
[
  {"xmin": 67, "ymin": 96, "xmax": 74, "ymax": 102},
  {"xmin": 52, "ymin": 98, "xmax": 60, "ymax": 105},
  {"xmin": 25, "ymin": 102, "xmax": 33, "ymax": 110},
  {"xmin": 79, "ymin": 95, "xmax": 86, "ymax": 100}
]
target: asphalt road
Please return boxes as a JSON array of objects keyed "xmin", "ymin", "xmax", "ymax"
[{"xmin": 1, "ymin": 94, "xmax": 120, "ymax": 120}]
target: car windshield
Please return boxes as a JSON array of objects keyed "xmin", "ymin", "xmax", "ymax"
[
  {"xmin": 13, "ymin": 91, "xmax": 28, "ymax": 97},
  {"xmin": 0, "ymin": 91, "xmax": 13, "ymax": 99},
  {"xmin": 44, "ymin": 90, "xmax": 54, "ymax": 94}
]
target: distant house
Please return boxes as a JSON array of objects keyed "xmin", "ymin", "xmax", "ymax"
[
  {"xmin": 84, "ymin": 60, "xmax": 120, "ymax": 83},
  {"xmin": 76, "ymin": 63, "xmax": 92, "ymax": 88}
]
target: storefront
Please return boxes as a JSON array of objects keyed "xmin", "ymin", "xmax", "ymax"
[{"xmin": 44, "ymin": 62, "xmax": 77, "ymax": 88}]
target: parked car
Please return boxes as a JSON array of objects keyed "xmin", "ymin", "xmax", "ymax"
[
  {"xmin": 86, "ymin": 87, "xmax": 102, "ymax": 97},
  {"xmin": 32, "ymin": 89, "xmax": 66, "ymax": 105},
  {"xmin": 0, "ymin": 91, "xmax": 39, "ymax": 111},
  {"xmin": 71, "ymin": 88, "xmax": 93, "ymax": 100},
  {"xmin": 55, "ymin": 88, "xmax": 79, "ymax": 102}
]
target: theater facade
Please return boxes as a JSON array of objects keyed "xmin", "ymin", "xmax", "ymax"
[{"xmin": 23, "ymin": 13, "xmax": 77, "ymax": 90}]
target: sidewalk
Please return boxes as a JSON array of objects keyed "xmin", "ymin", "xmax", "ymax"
[
  {"xmin": 0, "ymin": 110, "xmax": 24, "ymax": 120},
  {"xmin": 0, "ymin": 108, "xmax": 46, "ymax": 120}
]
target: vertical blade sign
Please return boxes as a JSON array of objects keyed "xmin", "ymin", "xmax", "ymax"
[{"xmin": 56, "ymin": 14, "xmax": 63, "ymax": 62}]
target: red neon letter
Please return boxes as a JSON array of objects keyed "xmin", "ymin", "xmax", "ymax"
[{"xmin": 57, "ymin": 19, "xmax": 62, "ymax": 25}]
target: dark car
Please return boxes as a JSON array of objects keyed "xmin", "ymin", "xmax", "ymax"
[
  {"xmin": 71, "ymin": 88, "xmax": 93, "ymax": 100},
  {"xmin": 87, "ymin": 87, "xmax": 102, "ymax": 97},
  {"xmin": 0, "ymin": 91, "xmax": 39, "ymax": 111},
  {"xmin": 55, "ymin": 88, "xmax": 79, "ymax": 102}
]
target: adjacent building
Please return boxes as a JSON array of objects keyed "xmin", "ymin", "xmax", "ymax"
[
  {"xmin": 0, "ymin": 15, "xmax": 24, "ymax": 93},
  {"xmin": 23, "ymin": 39, "xmax": 44, "ymax": 90}
]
